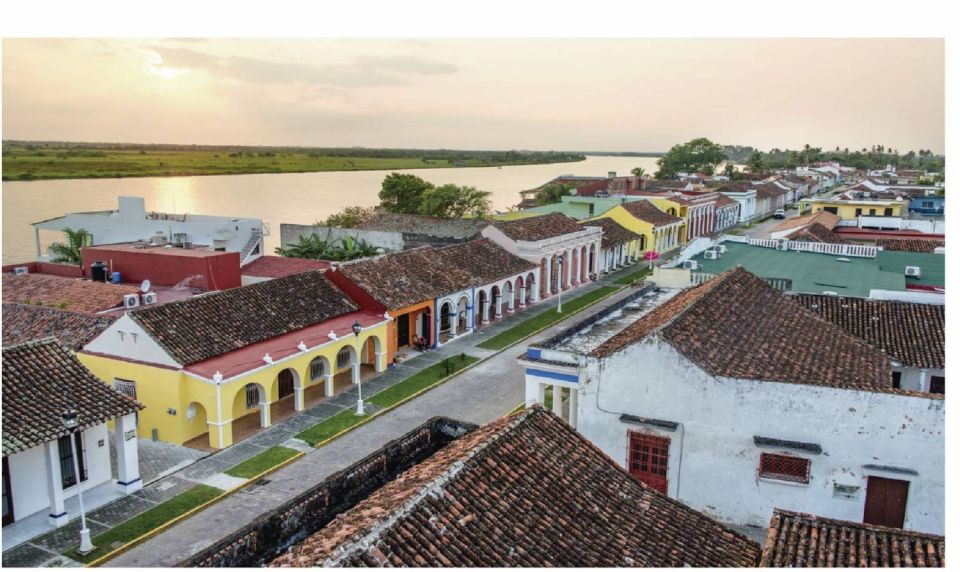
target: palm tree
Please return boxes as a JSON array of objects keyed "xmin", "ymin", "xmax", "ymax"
[
  {"xmin": 48, "ymin": 227, "xmax": 90, "ymax": 265},
  {"xmin": 746, "ymin": 151, "xmax": 766, "ymax": 175},
  {"xmin": 631, "ymin": 167, "xmax": 646, "ymax": 178}
]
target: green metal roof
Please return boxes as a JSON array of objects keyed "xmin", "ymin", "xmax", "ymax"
[
  {"xmin": 876, "ymin": 250, "xmax": 944, "ymax": 288},
  {"xmin": 690, "ymin": 242, "xmax": 920, "ymax": 297}
]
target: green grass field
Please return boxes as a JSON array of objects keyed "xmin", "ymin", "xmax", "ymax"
[
  {"xmin": 66, "ymin": 484, "xmax": 222, "ymax": 563},
  {"xmin": 296, "ymin": 354, "xmax": 478, "ymax": 446},
  {"xmin": 224, "ymin": 446, "xmax": 299, "ymax": 479},
  {"xmin": 2, "ymin": 143, "xmax": 584, "ymax": 181},
  {"xmin": 476, "ymin": 286, "xmax": 620, "ymax": 350}
]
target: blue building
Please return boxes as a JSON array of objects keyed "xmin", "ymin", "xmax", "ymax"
[{"xmin": 909, "ymin": 194, "xmax": 944, "ymax": 216}]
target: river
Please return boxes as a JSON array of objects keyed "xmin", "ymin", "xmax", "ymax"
[{"xmin": 1, "ymin": 155, "xmax": 660, "ymax": 264}]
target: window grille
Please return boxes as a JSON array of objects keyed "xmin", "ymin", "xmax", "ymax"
[
  {"xmin": 337, "ymin": 347, "xmax": 352, "ymax": 369},
  {"xmin": 309, "ymin": 357, "xmax": 326, "ymax": 381},
  {"xmin": 759, "ymin": 452, "xmax": 810, "ymax": 484},
  {"xmin": 58, "ymin": 433, "xmax": 87, "ymax": 489},
  {"xmin": 245, "ymin": 384, "xmax": 260, "ymax": 408},
  {"xmin": 930, "ymin": 376, "xmax": 945, "ymax": 395},
  {"xmin": 113, "ymin": 378, "xmax": 137, "ymax": 400}
]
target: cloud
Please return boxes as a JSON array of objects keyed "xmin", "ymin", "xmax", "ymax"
[{"xmin": 150, "ymin": 46, "xmax": 457, "ymax": 88}]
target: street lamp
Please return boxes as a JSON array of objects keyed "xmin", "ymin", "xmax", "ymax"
[
  {"xmin": 61, "ymin": 410, "xmax": 94, "ymax": 555},
  {"xmin": 352, "ymin": 320, "xmax": 365, "ymax": 415},
  {"xmin": 555, "ymin": 253, "xmax": 564, "ymax": 314}
]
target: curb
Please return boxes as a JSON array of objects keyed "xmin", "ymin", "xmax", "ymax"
[{"xmin": 83, "ymin": 450, "xmax": 304, "ymax": 567}]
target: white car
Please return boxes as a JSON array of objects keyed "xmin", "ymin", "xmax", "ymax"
[{"xmin": 773, "ymin": 209, "xmax": 787, "ymax": 219}]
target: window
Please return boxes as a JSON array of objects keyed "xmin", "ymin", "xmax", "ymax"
[
  {"xmin": 309, "ymin": 357, "xmax": 326, "ymax": 381},
  {"xmin": 869, "ymin": 209, "xmax": 876, "ymax": 216},
  {"xmin": 337, "ymin": 347, "xmax": 352, "ymax": 369},
  {"xmin": 759, "ymin": 452, "xmax": 810, "ymax": 484},
  {"xmin": 58, "ymin": 433, "xmax": 87, "ymax": 489},
  {"xmin": 891, "ymin": 371, "xmax": 902, "ymax": 389},
  {"xmin": 588, "ymin": 204, "xmax": 595, "ymax": 215},
  {"xmin": 245, "ymin": 384, "xmax": 260, "ymax": 409},
  {"xmin": 113, "ymin": 378, "xmax": 137, "ymax": 400},
  {"xmin": 930, "ymin": 376, "xmax": 945, "ymax": 395},
  {"xmin": 855, "ymin": 208, "xmax": 862, "ymax": 217},
  {"xmin": 922, "ymin": 201, "xmax": 934, "ymax": 208},
  {"xmin": 627, "ymin": 432, "xmax": 670, "ymax": 494}
]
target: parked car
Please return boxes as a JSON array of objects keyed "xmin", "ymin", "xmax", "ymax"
[{"xmin": 773, "ymin": 209, "xmax": 787, "ymax": 219}]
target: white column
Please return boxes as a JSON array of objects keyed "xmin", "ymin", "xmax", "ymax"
[
  {"xmin": 324, "ymin": 373, "xmax": 335, "ymax": 396},
  {"xmin": 919, "ymin": 369, "xmax": 928, "ymax": 392},
  {"xmin": 544, "ymin": 257, "xmax": 553, "ymax": 297},
  {"xmin": 46, "ymin": 440, "xmax": 68, "ymax": 527},
  {"xmin": 259, "ymin": 399, "xmax": 271, "ymax": 428},
  {"xmin": 581, "ymin": 247, "xmax": 588, "ymax": 281},
  {"xmin": 507, "ymin": 288, "xmax": 516, "ymax": 312},
  {"xmin": 495, "ymin": 291, "xmax": 503, "ymax": 319},
  {"xmin": 351, "ymin": 358, "xmax": 360, "ymax": 384},
  {"xmin": 448, "ymin": 311, "xmax": 458, "ymax": 337},
  {"xmin": 115, "ymin": 412, "xmax": 142, "ymax": 494},
  {"xmin": 481, "ymin": 296, "xmax": 491, "ymax": 324},
  {"xmin": 466, "ymin": 303, "xmax": 475, "ymax": 333},
  {"xmin": 294, "ymin": 386, "xmax": 305, "ymax": 411},
  {"xmin": 526, "ymin": 380, "xmax": 543, "ymax": 408},
  {"xmin": 563, "ymin": 251, "xmax": 572, "ymax": 289},
  {"xmin": 569, "ymin": 388, "xmax": 578, "ymax": 429},
  {"xmin": 519, "ymin": 285, "xmax": 527, "ymax": 308},
  {"xmin": 375, "ymin": 351, "xmax": 387, "ymax": 372},
  {"xmin": 531, "ymin": 280, "xmax": 540, "ymax": 302},
  {"xmin": 538, "ymin": 383, "xmax": 546, "ymax": 404},
  {"xmin": 620, "ymin": 244, "xmax": 627, "ymax": 266},
  {"xmin": 552, "ymin": 385, "xmax": 564, "ymax": 418}
]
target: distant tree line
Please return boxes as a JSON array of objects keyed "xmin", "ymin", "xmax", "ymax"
[{"xmin": 722, "ymin": 144, "xmax": 945, "ymax": 173}]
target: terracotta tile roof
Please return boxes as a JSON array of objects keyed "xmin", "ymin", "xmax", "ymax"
[
  {"xmin": 786, "ymin": 222, "xmax": 849, "ymax": 244},
  {"xmin": 437, "ymin": 239, "xmax": 537, "ymax": 287},
  {"xmin": 645, "ymin": 180, "xmax": 689, "ymax": 189},
  {"xmin": 337, "ymin": 247, "xmax": 473, "ymax": 310},
  {"xmin": 715, "ymin": 182, "xmax": 755, "ymax": 194},
  {"xmin": 241, "ymin": 255, "xmax": 331, "ymax": 278},
  {"xmin": 761, "ymin": 509, "xmax": 944, "ymax": 567},
  {"xmin": 2, "ymin": 273, "xmax": 140, "ymax": 314},
  {"xmin": 592, "ymin": 267, "xmax": 892, "ymax": 392},
  {"xmin": 2, "ymin": 303, "xmax": 116, "ymax": 350},
  {"xmin": 356, "ymin": 213, "xmax": 489, "ymax": 239},
  {"xmin": 714, "ymin": 193, "xmax": 739, "ymax": 208},
  {"xmin": 493, "ymin": 212, "xmax": 588, "ymax": 241},
  {"xmin": 877, "ymin": 239, "xmax": 945, "ymax": 253},
  {"xmin": 2, "ymin": 339, "xmax": 142, "ymax": 455},
  {"xmin": 574, "ymin": 178, "xmax": 612, "ymax": 196},
  {"xmin": 789, "ymin": 294, "xmax": 944, "ymax": 369},
  {"xmin": 619, "ymin": 200, "xmax": 684, "ymax": 228},
  {"xmin": 772, "ymin": 210, "xmax": 841, "ymax": 233},
  {"xmin": 581, "ymin": 217, "xmax": 643, "ymax": 248},
  {"xmin": 271, "ymin": 407, "xmax": 761, "ymax": 568},
  {"xmin": 754, "ymin": 183, "xmax": 791, "ymax": 198},
  {"xmin": 129, "ymin": 271, "xmax": 358, "ymax": 365}
]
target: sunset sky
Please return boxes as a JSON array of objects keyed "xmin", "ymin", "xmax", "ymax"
[{"xmin": 2, "ymin": 38, "xmax": 945, "ymax": 153}]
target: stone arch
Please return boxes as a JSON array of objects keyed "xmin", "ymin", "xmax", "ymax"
[
  {"xmin": 184, "ymin": 401, "xmax": 208, "ymax": 443},
  {"xmin": 526, "ymin": 271, "xmax": 537, "ymax": 303},
  {"xmin": 439, "ymin": 299, "xmax": 455, "ymax": 334},
  {"xmin": 274, "ymin": 367, "xmax": 302, "ymax": 417},
  {"xmin": 502, "ymin": 279, "xmax": 514, "ymax": 313},
  {"xmin": 514, "ymin": 275, "xmax": 525, "ymax": 308},
  {"xmin": 456, "ymin": 294, "xmax": 470, "ymax": 332},
  {"xmin": 490, "ymin": 283, "xmax": 502, "ymax": 321},
  {"xmin": 231, "ymin": 381, "xmax": 270, "ymax": 443},
  {"xmin": 362, "ymin": 334, "xmax": 385, "ymax": 372},
  {"xmin": 307, "ymin": 355, "xmax": 331, "ymax": 386}
]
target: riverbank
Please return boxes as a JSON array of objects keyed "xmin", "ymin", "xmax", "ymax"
[{"xmin": 1, "ymin": 143, "xmax": 585, "ymax": 181}]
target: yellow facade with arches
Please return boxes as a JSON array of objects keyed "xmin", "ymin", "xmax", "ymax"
[{"xmin": 78, "ymin": 323, "xmax": 389, "ymax": 450}]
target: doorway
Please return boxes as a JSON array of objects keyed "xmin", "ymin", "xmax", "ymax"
[
  {"xmin": 278, "ymin": 369, "xmax": 295, "ymax": 400},
  {"xmin": 863, "ymin": 476, "xmax": 909, "ymax": 528},
  {"xmin": 397, "ymin": 313, "xmax": 410, "ymax": 347},
  {"xmin": 627, "ymin": 432, "xmax": 670, "ymax": 494},
  {"xmin": 3, "ymin": 457, "xmax": 13, "ymax": 526}
]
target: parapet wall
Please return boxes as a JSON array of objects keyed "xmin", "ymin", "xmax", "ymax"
[{"xmin": 181, "ymin": 416, "xmax": 476, "ymax": 568}]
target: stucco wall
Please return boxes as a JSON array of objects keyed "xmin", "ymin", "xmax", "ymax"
[
  {"xmin": 6, "ymin": 423, "xmax": 111, "ymax": 521},
  {"xmin": 280, "ymin": 224, "xmax": 405, "ymax": 252},
  {"xmin": 577, "ymin": 337, "xmax": 944, "ymax": 534}
]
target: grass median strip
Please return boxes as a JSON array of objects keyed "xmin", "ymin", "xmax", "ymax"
[
  {"xmin": 476, "ymin": 286, "xmax": 619, "ymax": 351},
  {"xmin": 67, "ymin": 484, "xmax": 222, "ymax": 564},
  {"xmin": 224, "ymin": 446, "xmax": 299, "ymax": 479},
  {"xmin": 296, "ymin": 354, "xmax": 479, "ymax": 446},
  {"xmin": 614, "ymin": 267, "xmax": 652, "ymax": 285}
]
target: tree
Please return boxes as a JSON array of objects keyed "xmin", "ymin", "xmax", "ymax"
[
  {"xmin": 333, "ymin": 236, "xmax": 381, "ymax": 261},
  {"xmin": 275, "ymin": 232, "xmax": 381, "ymax": 261},
  {"xmin": 48, "ymin": 227, "xmax": 90, "ymax": 265},
  {"xmin": 378, "ymin": 173, "xmax": 433, "ymax": 214},
  {"xmin": 419, "ymin": 184, "xmax": 492, "ymax": 218},
  {"xmin": 746, "ymin": 151, "xmax": 766, "ymax": 175},
  {"xmin": 535, "ymin": 182, "xmax": 575, "ymax": 206},
  {"xmin": 319, "ymin": 205, "xmax": 377, "ymax": 228},
  {"xmin": 723, "ymin": 163, "xmax": 737, "ymax": 177},
  {"xmin": 654, "ymin": 137, "xmax": 727, "ymax": 179},
  {"xmin": 631, "ymin": 166, "xmax": 646, "ymax": 178}
]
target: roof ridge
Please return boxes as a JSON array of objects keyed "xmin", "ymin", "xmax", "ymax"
[
  {"xmin": 769, "ymin": 508, "xmax": 944, "ymax": 539},
  {"xmin": 2, "ymin": 336, "xmax": 61, "ymax": 351}
]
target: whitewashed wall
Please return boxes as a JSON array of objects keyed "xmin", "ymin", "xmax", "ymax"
[
  {"xmin": 7, "ymin": 423, "xmax": 112, "ymax": 521},
  {"xmin": 576, "ymin": 337, "xmax": 944, "ymax": 534}
]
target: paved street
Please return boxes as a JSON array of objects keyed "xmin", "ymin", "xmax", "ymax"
[{"xmin": 106, "ymin": 273, "xmax": 644, "ymax": 567}]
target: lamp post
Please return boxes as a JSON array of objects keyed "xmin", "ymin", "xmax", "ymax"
[
  {"xmin": 61, "ymin": 410, "xmax": 94, "ymax": 555},
  {"xmin": 555, "ymin": 253, "xmax": 564, "ymax": 314},
  {"xmin": 352, "ymin": 320, "xmax": 365, "ymax": 415}
]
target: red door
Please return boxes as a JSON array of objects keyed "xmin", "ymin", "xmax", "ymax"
[
  {"xmin": 627, "ymin": 432, "xmax": 670, "ymax": 494},
  {"xmin": 863, "ymin": 476, "xmax": 909, "ymax": 528}
]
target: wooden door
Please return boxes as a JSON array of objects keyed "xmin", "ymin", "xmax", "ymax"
[
  {"xmin": 627, "ymin": 432, "xmax": 670, "ymax": 494},
  {"xmin": 278, "ymin": 370, "xmax": 295, "ymax": 399},
  {"xmin": 864, "ymin": 476, "xmax": 909, "ymax": 528},
  {"xmin": 397, "ymin": 314, "xmax": 410, "ymax": 347}
]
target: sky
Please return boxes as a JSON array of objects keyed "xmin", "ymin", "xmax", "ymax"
[{"xmin": 1, "ymin": 38, "xmax": 945, "ymax": 153}]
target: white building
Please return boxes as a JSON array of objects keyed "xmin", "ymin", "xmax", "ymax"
[
  {"xmin": 716, "ymin": 184, "xmax": 758, "ymax": 223},
  {"xmin": 482, "ymin": 213, "xmax": 603, "ymax": 300},
  {"xmin": 32, "ymin": 196, "xmax": 267, "ymax": 266},
  {"xmin": 2, "ymin": 340, "xmax": 142, "ymax": 530},
  {"xmin": 578, "ymin": 217, "xmax": 643, "ymax": 276},
  {"xmin": 519, "ymin": 268, "xmax": 944, "ymax": 534}
]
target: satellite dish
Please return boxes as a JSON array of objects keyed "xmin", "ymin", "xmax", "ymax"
[{"xmin": 140, "ymin": 279, "xmax": 152, "ymax": 293}]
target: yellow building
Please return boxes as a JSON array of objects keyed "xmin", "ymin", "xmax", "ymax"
[
  {"xmin": 798, "ymin": 197, "xmax": 905, "ymax": 220},
  {"xmin": 586, "ymin": 200, "xmax": 686, "ymax": 259},
  {"xmin": 79, "ymin": 272, "xmax": 389, "ymax": 450}
]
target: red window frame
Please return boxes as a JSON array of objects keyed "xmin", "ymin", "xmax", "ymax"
[
  {"xmin": 627, "ymin": 432, "xmax": 670, "ymax": 494},
  {"xmin": 759, "ymin": 452, "xmax": 810, "ymax": 484}
]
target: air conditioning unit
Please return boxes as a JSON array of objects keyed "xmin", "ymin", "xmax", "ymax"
[
  {"xmin": 715, "ymin": 244, "xmax": 728, "ymax": 254},
  {"xmin": 181, "ymin": 240, "xmax": 193, "ymax": 250},
  {"xmin": 704, "ymin": 251, "xmax": 719, "ymax": 260},
  {"xmin": 683, "ymin": 260, "xmax": 699, "ymax": 270},
  {"xmin": 13, "ymin": 266, "xmax": 28, "ymax": 276},
  {"xmin": 905, "ymin": 266, "xmax": 922, "ymax": 278},
  {"xmin": 776, "ymin": 239, "xmax": 789, "ymax": 251},
  {"xmin": 141, "ymin": 292, "xmax": 158, "ymax": 305},
  {"xmin": 822, "ymin": 291, "xmax": 839, "ymax": 296},
  {"xmin": 124, "ymin": 293, "xmax": 141, "ymax": 309}
]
